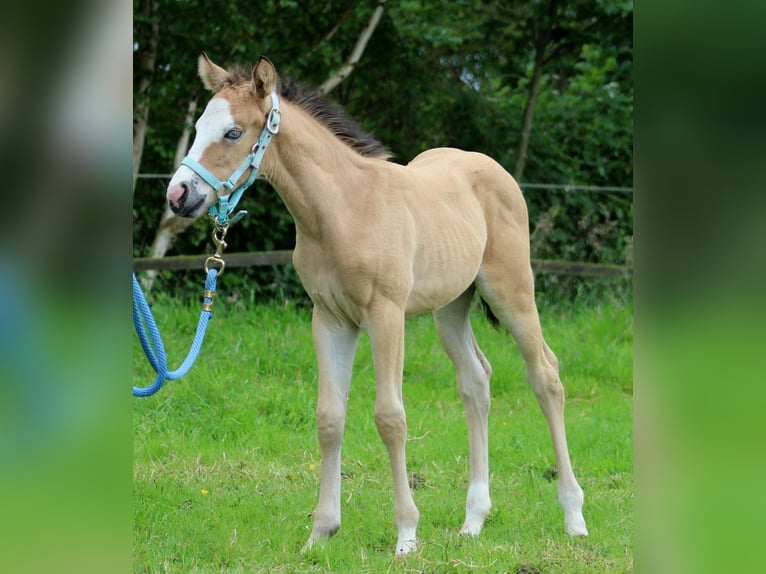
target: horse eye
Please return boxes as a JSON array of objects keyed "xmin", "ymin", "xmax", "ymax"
[{"xmin": 224, "ymin": 128, "xmax": 242, "ymax": 140}]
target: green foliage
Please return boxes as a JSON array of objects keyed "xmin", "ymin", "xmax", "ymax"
[
  {"xmin": 133, "ymin": 0, "xmax": 633, "ymax": 303},
  {"xmin": 134, "ymin": 298, "xmax": 632, "ymax": 572}
]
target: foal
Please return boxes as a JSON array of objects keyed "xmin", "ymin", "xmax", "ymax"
[{"xmin": 166, "ymin": 55, "xmax": 588, "ymax": 555}]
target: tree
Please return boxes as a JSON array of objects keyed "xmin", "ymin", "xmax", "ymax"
[{"xmin": 484, "ymin": 0, "xmax": 633, "ymax": 182}]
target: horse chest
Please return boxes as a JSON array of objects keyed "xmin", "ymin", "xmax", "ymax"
[{"xmin": 293, "ymin": 240, "xmax": 383, "ymax": 323}]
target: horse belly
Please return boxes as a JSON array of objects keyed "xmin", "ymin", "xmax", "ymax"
[
  {"xmin": 405, "ymin": 232, "xmax": 485, "ymax": 315},
  {"xmin": 403, "ymin": 184, "xmax": 487, "ymax": 315},
  {"xmin": 405, "ymin": 280, "xmax": 474, "ymax": 315}
]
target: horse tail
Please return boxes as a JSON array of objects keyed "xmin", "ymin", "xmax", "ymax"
[{"xmin": 480, "ymin": 296, "xmax": 502, "ymax": 331}]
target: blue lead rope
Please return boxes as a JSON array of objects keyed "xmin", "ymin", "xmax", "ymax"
[{"xmin": 132, "ymin": 268, "xmax": 218, "ymax": 397}]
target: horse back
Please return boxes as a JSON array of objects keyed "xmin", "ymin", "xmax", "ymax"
[{"xmin": 406, "ymin": 147, "xmax": 528, "ymax": 231}]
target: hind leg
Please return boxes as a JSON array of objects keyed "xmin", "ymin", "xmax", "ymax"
[
  {"xmin": 433, "ymin": 287, "xmax": 493, "ymax": 536},
  {"xmin": 476, "ymin": 266, "xmax": 588, "ymax": 537}
]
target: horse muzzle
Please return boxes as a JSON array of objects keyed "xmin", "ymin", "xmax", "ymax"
[{"xmin": 167, "ymin": 180, "xmax": 206, "ymax": 218}]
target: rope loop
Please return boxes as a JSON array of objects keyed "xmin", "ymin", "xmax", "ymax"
[{"xmin": 132, "ymin": 266, "xmax": 219, "ymax": 397}]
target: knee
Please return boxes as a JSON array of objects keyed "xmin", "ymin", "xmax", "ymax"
[
  {"xmin": 374, "ymin": 402, "xmax": 407, "ymax": 442},
  {"xmin": 316, "ymin": 404, "xmax": 345, "ymax": 445}
]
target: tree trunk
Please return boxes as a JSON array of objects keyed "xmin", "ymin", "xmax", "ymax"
[
  {"xmin": 514, "ymin": 0, "xmax": 561, "ymax": 183},
  {"xmin": 172, "ymin": 99, "xmax": 198, "ymax": 169},
  {"xmin": 513, "ymin": 45, "xmax": 545, "ymax": 183},
  {"xmin": 133, "ymin": 0, "xmax": 159, "ymax": 190},
  {"xmin": 140, "ymin": 99, "xmax": 199, "ymax": 290},
  {"xmin": 319, "ymin": 0, "xmax": 387, "ymax": 94},
  {"xmin": 303, "ymin": 1, "xmax": 358, "ymax": 60}
]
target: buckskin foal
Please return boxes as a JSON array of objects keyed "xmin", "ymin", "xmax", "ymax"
[{"xmin": 165, "ymin": 55, "xmax": 588, "ymax": 556}]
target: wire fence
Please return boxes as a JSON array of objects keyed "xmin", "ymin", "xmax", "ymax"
[{"xmin": 134, "ymin": 173, "xmax": 633, "ymax": 194}]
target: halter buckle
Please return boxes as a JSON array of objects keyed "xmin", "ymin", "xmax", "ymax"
[{"xmin": 266, "ymin": 107, "xmax": 281, "ymax": 135}]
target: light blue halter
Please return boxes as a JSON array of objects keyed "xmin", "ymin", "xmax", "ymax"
[{"xmin": 180, "ymin": 92, "xmax": 281, "ymax": 226}]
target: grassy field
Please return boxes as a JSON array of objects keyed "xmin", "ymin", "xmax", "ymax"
[{"xmin": 134, "ymin": 292, "xmax": 632, "ymax": 573}]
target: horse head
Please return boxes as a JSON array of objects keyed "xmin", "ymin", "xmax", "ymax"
[{"xmin": 166, "ymin": 54, "xmax": 278, "ymax": 219}]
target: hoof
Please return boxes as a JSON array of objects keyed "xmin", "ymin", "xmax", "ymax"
[
  {"xmin": 302, "ymin": 524, "xmax": 338, "ymax": 554},
  {"xmin": 395, "ymin": 522, "xmax": 418, "ymax": 555},
  {"xmin": 301, "ymin": 537, "xmax": 321, "ymax": 554},
  {"xmin": 564, "ymin": 514, "xmax": 589, "ymax": 537},
  {"xmin": 396, "ymin": 537, "xmax": 417, "ymax": 555},
  {"xmin": 458, "ymin": 520, "xmax": 483, "ymax": 537},
  {"xmin": 460, "ymin": 482, "xmax": 490, "ymax": 537}
]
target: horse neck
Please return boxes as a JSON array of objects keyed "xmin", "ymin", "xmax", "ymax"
[{"xmin": 261, "ymin": 101, "xmax": 372, "ymax": 239}]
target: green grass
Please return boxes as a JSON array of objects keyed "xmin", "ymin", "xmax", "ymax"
[{"xmin": 134, "ymin": 294, "xmax": 632, "ymax": 573}]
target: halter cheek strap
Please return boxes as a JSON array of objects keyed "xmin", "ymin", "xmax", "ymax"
[{"xmin": 180, "ymin": 92, "xmax": 281, "ymax": 226}]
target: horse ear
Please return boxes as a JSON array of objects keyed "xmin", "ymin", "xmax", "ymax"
[
  {"xmin": 252, "ymin": 56, "xmax": 277, "ymax": 98},
  {"xmin": 198, "ymin": 53, "xmax": 231, "ymax": 92}
]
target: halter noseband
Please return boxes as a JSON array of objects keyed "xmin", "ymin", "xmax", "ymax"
[{"xmin": 180, "ymin": 92, "xmax": 281, "ymax": 226}]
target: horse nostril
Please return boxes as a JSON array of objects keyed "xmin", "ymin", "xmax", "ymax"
[
  {"xmin": 168, "ymin": 182, "xmax": 190, "ymax": 209},
  {"xmin": 178, "ymin": 182, "xmax": 189, "ymax": 203}
]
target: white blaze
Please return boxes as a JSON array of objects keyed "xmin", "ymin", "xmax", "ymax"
[{"xmin": 168, "ymin": 97, "xmax": 235, "ymax": 189}]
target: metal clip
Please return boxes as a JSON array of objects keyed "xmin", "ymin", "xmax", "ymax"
[
  {"xmin": 204, "ymin": 224, "xmax": 229, "ymax": 275},
  {"xmin": 212, "ymin": 224, "xmax": 229, "ymax": 254}
]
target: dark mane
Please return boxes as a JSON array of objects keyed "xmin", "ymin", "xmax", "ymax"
[
  {"xmin": 225, "ymin": 65, "xmax": 391, "ymax": 160},
  {"xmin": 280, "ymin": 80, "xmax": 392, "ymax": 160}
]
